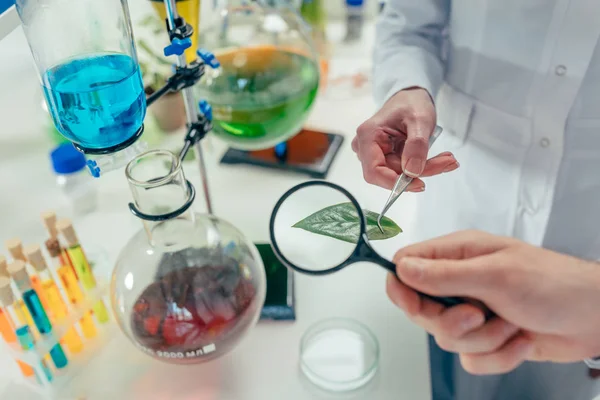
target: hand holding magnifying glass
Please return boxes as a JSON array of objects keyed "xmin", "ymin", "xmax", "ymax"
[{"xmin": 269, "ymin": 180, "xmax": 485, "ymax": 310}]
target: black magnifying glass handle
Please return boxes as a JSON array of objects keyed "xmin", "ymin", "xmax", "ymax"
[{"xmin": 377, "ymin": 257, "xmax": 469, "ymax": 309}]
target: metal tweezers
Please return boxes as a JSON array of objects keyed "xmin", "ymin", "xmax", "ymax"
[{"xmin": 377, "ymin": 125, "xmax": 444, "ymax": 232}]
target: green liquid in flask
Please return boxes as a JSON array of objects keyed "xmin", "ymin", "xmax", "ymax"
[{"xmin": 196, "ymin": 46, "xmax": 320, "ymax": 150}]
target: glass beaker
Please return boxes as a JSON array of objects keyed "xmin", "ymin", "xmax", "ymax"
[
  {"xmin": 111, "ymin": 150, "xmax": 266, "ymax": 364},
  {"xmin": 16, "ymin": 0, "xmax": 146, "ymax": 154},
  {"xmin": 195, "ymin": 0, "xmax": 320, "ymax": 151}
]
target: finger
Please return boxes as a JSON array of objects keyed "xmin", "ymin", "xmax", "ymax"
[
  {"xmin": 386, "ymin": 273, "xmax": 421, "ymax": 316},
  {"xmin": 351, "ymin": 136, "xmax": 358, "ymax": 153},
  {"xmin": 401, "ymin": 114, "xmax": 436, "ymax": 177},
  {"xmin": 360, "ymin": 142, "xmax": 402, "ymax": 189},
  {"xmin": 435, "ymin": 317, "xmax": 520, "ymax": 354},
  {"xmin": 394, "ymin": 255, "xmax": 501, "ymax": 299},
  {"xmin": 386, "ymin": 273, "xmax": 446, "ymax": 325},
  {"xmin": 421, "ymin": 153, "xmax": 460, "ymax": 177},
  {"xmin": 459, "ymin": 335, "xmax": 533, "ymax": 375},
  {"xmin": 393, "ymin": 230, "xmax": 514, "ymax": 262},
  {"xmin": 431, "ymin": 303, "xmax": 487, "ymax": 339}
]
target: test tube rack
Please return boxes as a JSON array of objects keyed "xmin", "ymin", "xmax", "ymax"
[{"xmin": 0, "ymin": 275, "xmax": 116, "ymax": 399}]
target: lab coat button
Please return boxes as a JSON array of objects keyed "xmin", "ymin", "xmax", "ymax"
[
  {"xmin": 555, "ymin": 65, "xmax": 567, "ymax": 76},
  {"xmin": 540, "ymin": 138, "xmax": 550, "ymax": 148}
]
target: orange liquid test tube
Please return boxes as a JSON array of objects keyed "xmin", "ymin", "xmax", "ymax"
[{"xmin": 0, "ymin": 256, "xmax": 34, "ymax": 378}]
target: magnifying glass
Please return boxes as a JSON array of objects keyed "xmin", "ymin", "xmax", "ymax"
[{"xmin": 269, "ymin": 180, "xmax": 466, "ymax": 308}]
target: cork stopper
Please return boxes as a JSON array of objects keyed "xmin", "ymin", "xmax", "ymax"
[
  {"xmin": 7, "ymin": 260, "xmax": 30, "ymax": 290},
  {"xmin": 45, "ymin": 238, "xmax": 61, "ymax": 258},
  {"xmin": 0, "ymin": 277, "xmax": 14, "ymax": 306},
  {"xmin": 23, "ymin": 244, "xmax": 48, "ymax": 272},
  {"xmin": 0, "ymin": 255, "xmax": 7, "ymax": 277},
  {"xmin": 41, "ymin": 211, "xmax": 58, "ymax": 239},
  {"xmin": 5, "ymin": 238, "xmax": 25, "ymax": 261},
  {"xmin": 56, "ymin": 219, "xmax": 79, "ymax": 247}
]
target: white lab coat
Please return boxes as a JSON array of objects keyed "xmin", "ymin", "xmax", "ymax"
[{"xmin": 374, "ymin": 1, "xmax": 600, "ymax": 399}]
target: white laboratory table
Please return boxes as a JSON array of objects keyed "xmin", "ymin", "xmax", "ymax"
[{"xmin": 0, "ymin": 22, "xmax": 432, "ymax": 400}]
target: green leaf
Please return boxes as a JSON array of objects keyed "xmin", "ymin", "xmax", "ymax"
[{"xmin": 292, "ymin": 202, "xmax": 402, "ymax": 244}]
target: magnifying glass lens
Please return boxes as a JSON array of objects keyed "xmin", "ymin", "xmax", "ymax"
[{"xmin": 272, "ymin": 185, "xmax": 361, "ymax": 273}]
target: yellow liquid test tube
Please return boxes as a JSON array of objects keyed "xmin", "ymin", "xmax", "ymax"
[
  {"xmin": 47, "ymin": 238, "xmax": 97, "ymax": 339},
  {"xmin": 24, "ymin": 244, "xmax": 83, "ymax": 355},
  {"xmin": 56, "ymin": 220, "xmax": 110, "ymax": 324}
]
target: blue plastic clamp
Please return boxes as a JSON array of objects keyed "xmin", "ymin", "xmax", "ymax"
[
  {"xmin": 196, "ymin": 49, "xmax": 221, "ymax": 68},
  {"xmin": 198, "ymin": 100, "xmax": 213, "ymax": 121},
  {"xmin": 86, "ymin": 160, "xmax": 101, "ymax": 178},
  {"xmin": 164, "ymin": 38, "xmax": 192, "ymax": 57}
]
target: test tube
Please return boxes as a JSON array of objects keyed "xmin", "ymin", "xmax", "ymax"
[
  {"xmin": 41, "ymin": 211, "xmax": 78, "ymax": 280},
  {"xmin": 0, "ymin": 277, "xmax": 53, "ymax": 383},
  {"xmin": 24, "ymin": 245, "xmax": 84, "ymax": 355},
  {"xmin": 56, "ymin": 219, "xmax": 110, "ymax": 324},
  {"xmin": 0, "ymin": 257, "xmax": 35, "ymax": 379},
  {"xmin": 7, "ymin": 261, "xmax": 69, "ymax": 369},
  {"xmin": 45, "ymin": 238, "xmax": 97, "ymax": 339},
  {"xmin": 6, "ymin": 239, "xmax": 53, "ymax": 318}
]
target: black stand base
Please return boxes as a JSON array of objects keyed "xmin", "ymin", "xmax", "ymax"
[{"xmin": 219, "ymin": 128, "xmax": 344, "ymax": 179}]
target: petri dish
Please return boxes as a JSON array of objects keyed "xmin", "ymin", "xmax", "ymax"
[{"xmin": 299, "ymin": 318, "xmax": 379, "ymax": 392}]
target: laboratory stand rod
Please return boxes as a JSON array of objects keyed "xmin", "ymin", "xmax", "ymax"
[{"xmin": 163, "ymin": 0, "xmax": 214, "ymax": 215}]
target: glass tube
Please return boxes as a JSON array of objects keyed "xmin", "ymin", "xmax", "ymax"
[
  {"xmin": 6, "ymin": 239, "xmax": 53, "ymax": 319},
  {"xmin": 41, "ymin": 211, "xmax": 80, "ymax": 281},
  {"xmin": 8, "ymin": 261, "xmax": 69, "ymax": 369},
  {"xmin": 0, "ymin": 277, "xmax": 53, "ymax": 383},
  {"xmin": 56, "ymin": 220, "xmax": 110, "ymax": 324},
  {"xmin": 25, "ymin": 245, "xmax": 84, "ymax": 354},
  {"xmin": 0, "ymin": 308, "xmax": 35, "ymax": 378},
  {"xmin": 46, "ymin": 238, "xmax": 97, "ymax": 339}
]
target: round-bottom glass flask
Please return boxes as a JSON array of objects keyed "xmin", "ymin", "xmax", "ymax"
[
  {"xmin": 111, "ymin": 150, "xmax": 266, "ymax": 364},
  {"xmin": 195, "ymin": 0, "xmax": 320, "ymax": 151}
]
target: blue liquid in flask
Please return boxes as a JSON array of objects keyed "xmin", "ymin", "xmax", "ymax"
[
  {"xmin": 42, "ymin": 53, "xmax": 146, "ymax": 151},
  {"xmin": 23, "ymin": 289, "xmax": 68, "ymax": 369},
  {"xmin": 16, "ymin": 325, "xmax": 54, "ymax": 382}
]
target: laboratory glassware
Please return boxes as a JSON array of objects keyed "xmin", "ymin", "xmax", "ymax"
[
  {"xmin": 50, "ymin": 144, "xmax": 98, "ymax": 217},
  {"xmin": 15, "ymin": 0, "xmax": 146, "ymax": 166},
  {"xmin": 0, "ymin": 256, "xmax": 36, "ymax": 379},
  {"xmin": 377, "ymin": 126, "xmax": 443, "ymax": 232},
  {"xmin": 268, "ymin": 180, "xmax": 465, "ymax": 308},
  {"xmin": 195, "ymin": 0, "xmax": 321, "ymax": 150},
  {"xmin": 55, "ymin": 219, "xmax": 110, "ymax": 324},
  {"xmin": 5, "ymin": 239, "xmax": 52, "ymax": 321},
  {"xmin": 0, "ymin": 277, "xmax": 53, "ymax": 383},
  {"xmin": 111, "ymin": 149, "xmax": 266, "ymax": 364},
  {"xmin": 45, "ymin": 238, "xmax": 98, "ymax": 339},
  {"xmin": 7, "ymin": 261, "xmax": 69, "ymax": 369},
  {"xmin": 300, "ymin": 318, "xmax": 379, "ymax": 392},
  {"xmin": 24, "ymin": 244, "xmax": 84, "ymax": 354}
]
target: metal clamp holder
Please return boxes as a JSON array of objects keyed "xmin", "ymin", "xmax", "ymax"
[{"xmin": 128, "ymin": 180, "xmax": 196, "ymax": 222}]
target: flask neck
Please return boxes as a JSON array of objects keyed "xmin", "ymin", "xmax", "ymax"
[{"xmin": 125, "ymin": 150, "xmax": 196, "ymax": 247}]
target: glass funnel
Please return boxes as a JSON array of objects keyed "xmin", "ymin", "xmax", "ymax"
[
  {"xmin": 195, "ymin": 0, "xmax": 320, "ymax": 150},
  {"xmin": 111, "ymin": 150, "xmax": 266, "ymax": 363},
  {"xmin": 16, "ymin": 0, "xmax": 146, "ymax": 155}
]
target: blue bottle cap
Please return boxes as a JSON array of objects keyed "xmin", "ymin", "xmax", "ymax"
[
  {"xmin": 50, "ymin": 143, "xmax": 87, "ymax": 174},
  {"xmin": 346, "ymin": 0, "xmax": 364, "ymax": 5}
]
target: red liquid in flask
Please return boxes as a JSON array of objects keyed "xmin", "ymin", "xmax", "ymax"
[{"xmin": 131, "ymin": 265, "xmax": 257, "ymax": 362}]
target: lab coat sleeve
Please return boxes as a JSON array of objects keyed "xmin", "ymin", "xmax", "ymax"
[{"xmin": 373, "ymin": 0, "xmax": 450, "ymax": 108}]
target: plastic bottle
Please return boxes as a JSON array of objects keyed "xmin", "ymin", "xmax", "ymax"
[
  {"xmin": 50, "ymin": 144, "xmax": 98, "ymax": 216},
  {"xmin": 344, "ymin": 0, "xmax": 365, "ymax": 42}
]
